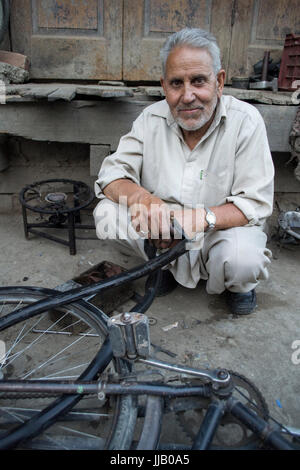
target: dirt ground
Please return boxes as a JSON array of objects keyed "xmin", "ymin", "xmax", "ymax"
[{"xmin": 0, "ymin": 206, "xmax": 299, "ymax": 448}]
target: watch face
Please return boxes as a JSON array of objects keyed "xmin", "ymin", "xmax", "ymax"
[{"xmin": 206, "ymin": 212, "xmax": 216, "ymax": 224}]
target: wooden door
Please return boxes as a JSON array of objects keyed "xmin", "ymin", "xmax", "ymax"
[
  {"xmin": 123, "ymin": 0, "xmax": 299, "ymax": 83},
  {"xmin": 122, "ymin": 0, "xmax": 234, "ymax": 82},
  {"xmin": 9, "ymin": 0, "xmax": 299, "ymax": 83},
  {"xmin": 227, "ymin": 0, "xmax": 300, "ymax": 80},
  {"xmin": 10, "ymin": 0, "xmax": 123, "ymax": 80}
]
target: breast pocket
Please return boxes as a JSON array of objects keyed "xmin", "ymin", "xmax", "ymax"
[{"xmin": 200, "ymin": 169, "xmax": 232, "ymax": 206}]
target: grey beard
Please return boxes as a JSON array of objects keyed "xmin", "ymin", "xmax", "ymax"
[{"xmin": 175, "ymin": 94, "xmax": 218, "ymax": 132}]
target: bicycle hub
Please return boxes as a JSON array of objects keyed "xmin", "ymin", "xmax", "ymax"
[{"xmin": 107, "ymin": 312, "xmax": 151, "ymax": 360}]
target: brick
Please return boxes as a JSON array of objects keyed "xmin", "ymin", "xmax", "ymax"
[{"xmin": 0, "ymin": 51, "xmax": 29, "ymax": 70}]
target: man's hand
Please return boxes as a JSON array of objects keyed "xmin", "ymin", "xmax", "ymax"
[
  {"xmin": 103, "ymin": 179, "xmax": 249, "ymax": 248},
  {"xmin": 172, "ymin": 207, "xmax": 206, "ymax": 239},
  {"xmin": 129, "ymin": 194, "xmax": 208, "ymax": 248},
  {"xmin": 103, "ymin": 179, "xmax": 176, "ymax": 248},
  {"xmin": 129, "ymin": 191, "xmax": 176, "ymax": 249}
]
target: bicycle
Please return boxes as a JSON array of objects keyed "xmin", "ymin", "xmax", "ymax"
[{"xmin": 0, "ymin": 222, "xmax": 298, "ymax": 450}]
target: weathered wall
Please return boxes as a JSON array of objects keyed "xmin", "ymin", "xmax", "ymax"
[
  {"xmin": 0, "ymin": 137, "xmax": 93, "ymax": 212},
  {"xmin": 0, "ymin": 138, "xmax": 299, "ymax": 215}
]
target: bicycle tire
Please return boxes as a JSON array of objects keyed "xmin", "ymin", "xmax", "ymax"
[{"xmin": 0, "ymin": 286, "xmax": 137, "ymax": 450}]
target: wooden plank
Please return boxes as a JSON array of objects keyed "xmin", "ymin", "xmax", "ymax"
[
  {"xmin": 223, "ymin": 87, "xmax": 296, "ymax": 105},
  {"xmin": 140, "ymin": 86, "xmax": 164, "ymax": 97},
  {"xmin": 18, "ymin": 85, "xmax": 60, "ymax": 100},
  {"xmin": 140, "ymin": 85, "xmax": 296, "ymax": 105},
  {"xmin": 5, "ymin": 83, "xmax": 135, "ymax": 101},
  {"xmin": 47, "ymin": 87, "xmax": 77, "ymax": 102},
  {"xmin": 227, "ymin": 0, "xmax": 254, "ymax": 80},
  {"xmin": 211, "ymin": 0, "xmax": 234, "ymax": 82},
  {"xmin": 76, "ymin": 85, "xmax": 134, "ymax": 98},
  {"xmin": 4, "ymin": 83, "xmax": 296, "ymax": 105}
]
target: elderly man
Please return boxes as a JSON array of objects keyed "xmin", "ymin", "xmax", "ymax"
[{"xmin": 94, "ymin": 28, "xmax": 274, "ymax": 315}]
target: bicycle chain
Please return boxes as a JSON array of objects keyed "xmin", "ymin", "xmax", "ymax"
[{"xmin": 1, "ymin": 393, "xmax": 58, "ymax": 399}]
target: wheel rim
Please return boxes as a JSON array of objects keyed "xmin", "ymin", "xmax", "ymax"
[{"xmin": 0, "ymin": 288, "xmax": 135, "ymax": 450}]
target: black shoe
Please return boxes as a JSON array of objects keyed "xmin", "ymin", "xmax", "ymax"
[
  {"xmin": 226, "ymin": 289, "xmax": 257, "ymax": 315},
  {"xmin": 146, "ymin": 269, "xmax": 178, "ymax": 297}
]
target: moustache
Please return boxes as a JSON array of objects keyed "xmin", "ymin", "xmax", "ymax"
[{"xmin": 176, "ymin": 105, "xmax": 205, "ymax": 111}]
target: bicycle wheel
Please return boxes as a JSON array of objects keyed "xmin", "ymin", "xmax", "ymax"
[{"xmin": 0, "ymin": 286, "xmax": 137, "ymax": 450}]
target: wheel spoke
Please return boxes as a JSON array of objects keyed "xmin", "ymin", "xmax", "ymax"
[
  {"xmin": 37, "ymin": 363, "xmax": 90, "ymax": 380},
  {"xmin": 0, "ymin": 289, "xmax": 136, "ymax": 450},
  {"xmin": 21, "ymin": 328, "xmax": 94, "ymax": 379},
  {"xmin": 2, "ymin": 314, "xmax": 47, "ymax": 367}
]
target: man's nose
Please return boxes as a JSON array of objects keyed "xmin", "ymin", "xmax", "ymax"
[{"xmin": 182, "ymin": 84, "xmax": 195, "ymax": 103}]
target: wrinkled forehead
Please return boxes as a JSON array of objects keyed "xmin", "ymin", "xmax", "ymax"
[{"xmin": 165, "ymin": 46, "xmax": 215, "ymax": 78}]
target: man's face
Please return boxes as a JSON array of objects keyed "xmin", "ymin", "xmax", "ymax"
[{"xmin": 161, "ymin": 46, "xmax": 225, "ymax": 132}]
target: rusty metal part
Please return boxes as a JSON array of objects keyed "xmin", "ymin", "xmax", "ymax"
[
  {"xmin": 262, "ymin": 51, "xmax": 270, "ymax": 81},
  {"xmin": 72, "ymin": 261, "xmax": 135, "ymax": 314},
  {"xmin": 249, "ymin": 78, "xmax": 278, "ymax": 92},
  {"xmin": 249, "ymin": 51, "xmax": 278, "ymax": 91}
]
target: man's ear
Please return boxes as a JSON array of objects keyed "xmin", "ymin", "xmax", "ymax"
[
  {"xmin": 160, "ymin": 76, "xmax": 165, "ymax": 93},
  {"xmin": 217, "ymin": 69, "xmax": 226, "ymax": 97}
]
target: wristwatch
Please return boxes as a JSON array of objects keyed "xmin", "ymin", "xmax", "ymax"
[{"xmin": 204, "ymin": 207, "xmax": 216, "ymax": 232}]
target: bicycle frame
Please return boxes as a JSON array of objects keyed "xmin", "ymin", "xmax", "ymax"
[
  {"xmin": 0, "ymin": 364, "xmax": 294, "ymax": 450},
  {"xmin": 0, "ymin": 226, "xmax": 297, "ymax": 450}
]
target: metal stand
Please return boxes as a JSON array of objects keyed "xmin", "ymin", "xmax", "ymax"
[{"xmin": 19, "ymin": 178, "xmax": 95, "ymax": 255}]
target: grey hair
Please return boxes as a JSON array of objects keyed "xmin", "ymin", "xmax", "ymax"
[{"xmin": 160, "ymin": 28, "xmax": 221, "ymax": 77}]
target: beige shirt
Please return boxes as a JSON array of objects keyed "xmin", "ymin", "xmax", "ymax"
[{"xmin": 95, "ymin": 95, "xmax": 274, "ymax": 227}]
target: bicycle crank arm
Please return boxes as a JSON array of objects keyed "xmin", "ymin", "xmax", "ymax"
[{"xmin": 138, "ymin": 357, "xmax": 231, "ymax": 388}]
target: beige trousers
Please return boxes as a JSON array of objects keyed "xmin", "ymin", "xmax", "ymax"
[{"xmin": 93, "ymin": 198, "xmax": 272, "ymax": 293}]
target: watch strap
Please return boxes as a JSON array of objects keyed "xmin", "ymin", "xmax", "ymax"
[{"xmin": 204, "ymin": 207, "xmax": 216, "ymax": 231}]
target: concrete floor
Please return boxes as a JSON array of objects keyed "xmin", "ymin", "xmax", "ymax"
[{"xmin": 0, "ymin": 209, "xmax": 299, "ymax": 448}]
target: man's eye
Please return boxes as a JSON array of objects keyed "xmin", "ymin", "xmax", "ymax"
[
  {"xmin": 171, "ymin": 80, "xmax": 182, "ymax": 87},
  {"xmin": 193, "ymin": 77, "xmax": 205, "ymax": 85}
]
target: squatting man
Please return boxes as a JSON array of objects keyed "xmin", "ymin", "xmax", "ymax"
[{"xmin": 93, "ymin": 28, "xmax": 274, "ymax": 315}]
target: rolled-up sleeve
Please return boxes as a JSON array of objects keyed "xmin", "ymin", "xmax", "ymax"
[
  {"xmin": 94, "ymin": 113, "xmax": 144, "ymax": 199},
  {"xmin": 226, "ymin": 110, "xmax": 274, "ymax": 226}
]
